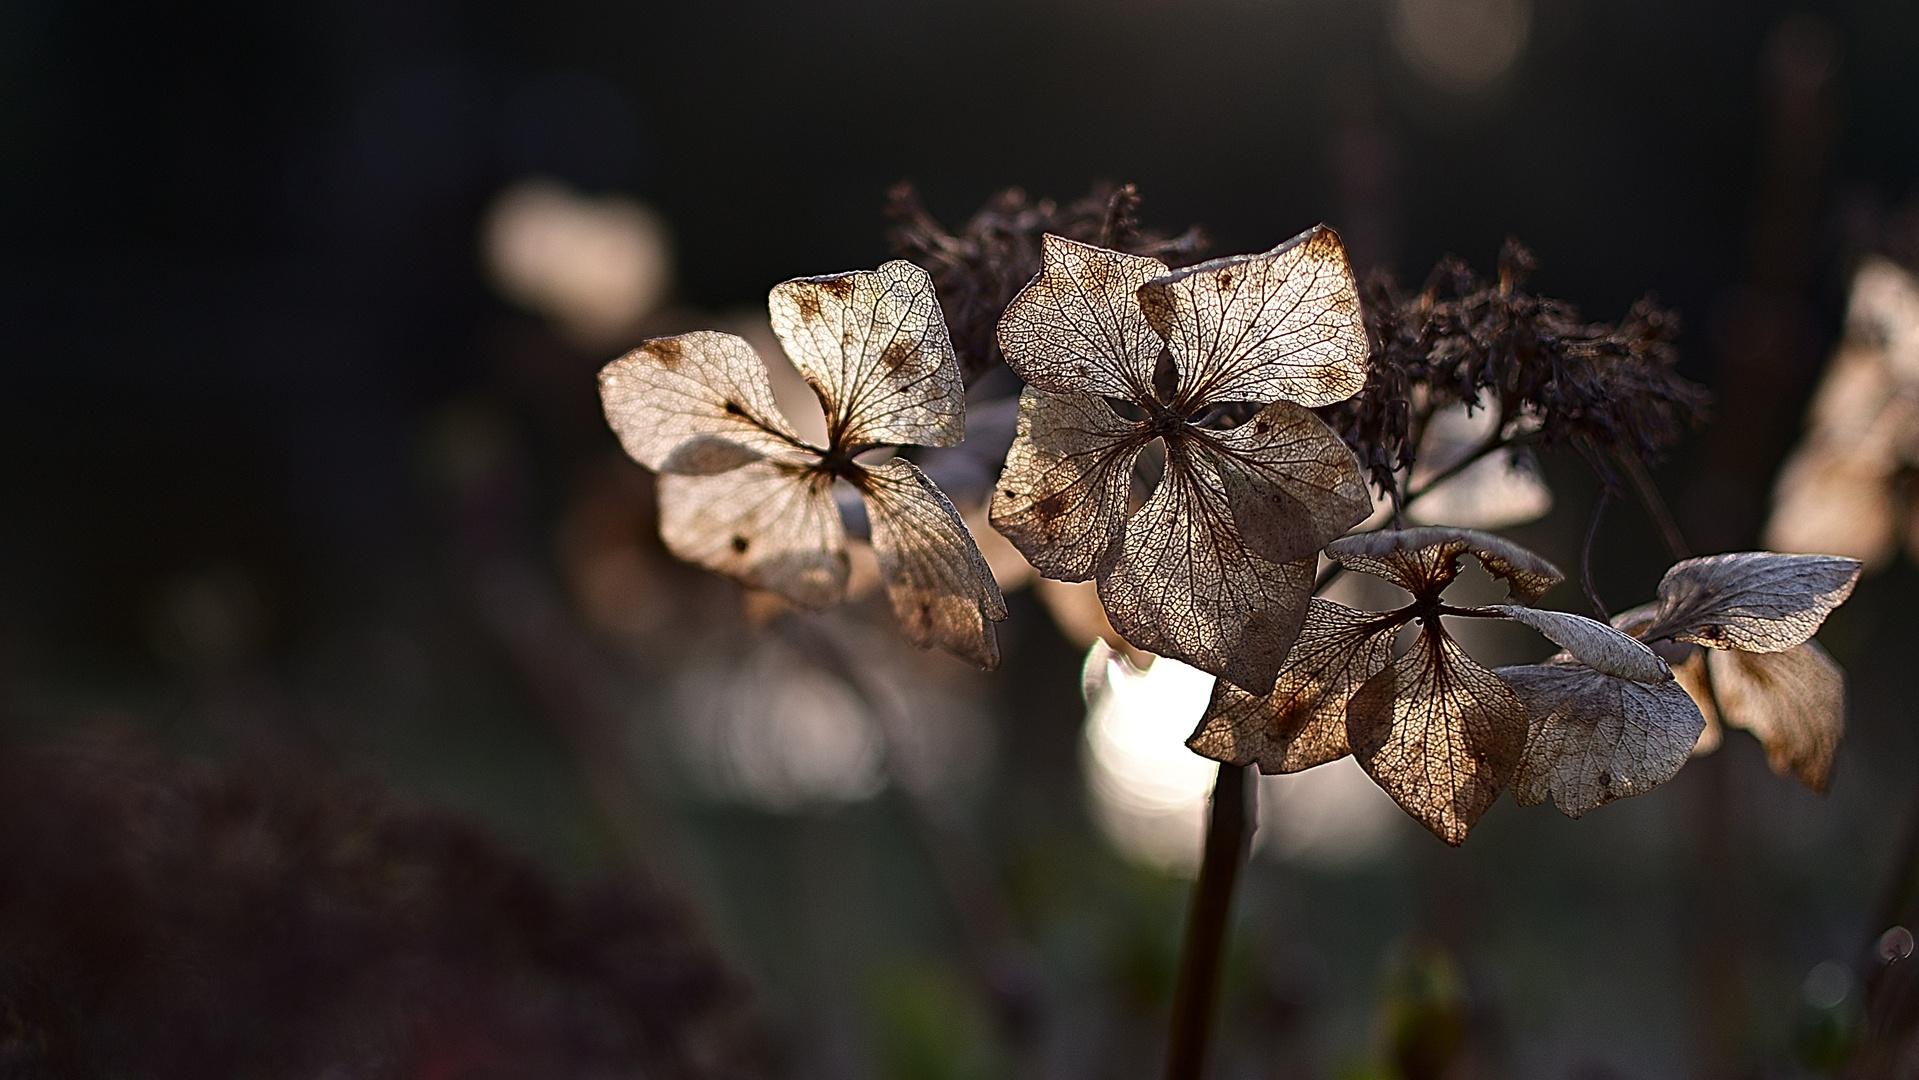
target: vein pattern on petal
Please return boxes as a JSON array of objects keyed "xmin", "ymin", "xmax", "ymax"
[
  {"xmin": 769, "ymin": 260, "xmax": 965, "ymax": 449},
  {"xmin": 1137, "ymin": 225, "xmax": 1368, "ymax": 409}
]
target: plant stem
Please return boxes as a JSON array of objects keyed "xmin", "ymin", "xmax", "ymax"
[
  {"xmin": 1163, "ymin": 763, "xmax": 1254, "ymax": 1080},
  {"xmin": 1617, "ymin": 449, "xmax": 1692, "ymax": 561},
  {"xmin": 1582, "ymin": 489, "xmax": 1612, "ymax": 622}
]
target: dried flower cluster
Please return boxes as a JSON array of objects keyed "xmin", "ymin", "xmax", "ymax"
[
  {"xmin": 597, "ymin": 183, "xmax": 1857, "ymax": 846},
  {"xmin": 886, "ymin": 183, "xmax": 1208, "ymax": 382},
  {"xmin": 1766, "ymin": 256, "xmax": 1919, "ymax": 570},
  {"xmin": 600, "ymin": 261, "xmax": 1006, "ymax": 667},
  {"xmin": 990, "ymin": 228, "xmax": 1372, "ymax": 691},
  {"xmin": 1328, "ymin": 240, "xmax": 1710, "ymax": 503}
]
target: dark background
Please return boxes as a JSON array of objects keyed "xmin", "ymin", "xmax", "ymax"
[{"xmin": 2, "ymin": 0, "xmax": 1918, "ymax": 1077}]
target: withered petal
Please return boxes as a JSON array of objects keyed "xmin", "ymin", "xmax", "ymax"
[
  {"xmin": 1346, "ymin": 625, "xmax": 1529, "ymax": 845},
  {"xmin": 859, "ymin": 458, "xmax": 1009, "ymax": 669},
  {"xmin": 1203, "ymin": 402, "xmax": 1373, "ymax": 565},
  {"xmin": 657, "ymin": 462, "xmax": 847, "ymax": 608},
  {"xmin": 1136, "ymin": 225, "xmax": 1368, "ymax": 409},
  {"xmin": 1640, "ymin": 552, "xmax": 1861, "ymax": 653},
  {"xmin": 1500, "ymin": 662, "xmax": 1705, "ymax": 818},
  {"xmin": 1099, "ymin": 442, "xmax": 1315, "ymax": 694},
  {"xmin": 1326, "ymin": 527, "xmax": 1563, "ymax": 603},
  {"xmin": 1490, "ymin": 606, "xmax": 1672, "ymax": 683},
  {"xmin": 996, "ymin": 234, "xmax": 1168, "ymax": 400},
  {"xmin": 599, "ymin": 330, "xmax": 806, "ymax": 471},
  {"xmin": 768, "ymin": 261, "xmax": 965, "ymax": 449},
  {"xmin": 1188, "ymin": 599, "xmax": 1398, "ymax": 772},
  {"xmin": 1707, "ymin": 641, "xmax": 1845, "ymax": 793},
  {"xmin": 989, "ymin": 387, "xmax": 1143, "ymax": 582}
]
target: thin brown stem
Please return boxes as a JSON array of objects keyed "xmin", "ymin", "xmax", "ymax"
[
  {"xmin": 1582, "ymin": 489, "xmax": 1612, "ymax": 623},
  {"xmin": 1163, "ymin": 764, "xmax": 1254, "ymax": 1080},
  {"xmin": 1617, "ymin": 450, "xmax": 1692, "ymax": 561},
  {"xmin": 1402, "ymin": 430, "xmax": 1543, "ymax": 506}
]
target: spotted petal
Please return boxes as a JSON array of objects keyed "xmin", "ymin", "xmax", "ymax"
[
  {"xmin": 1346, "ymin": 625, "xmax": 1528, "ymax": 845},
  {"xmin": 769, "ymin": 260, "xmax": 965, "ymax": 449},
  {"xmin": 657, "ymin": 462, "xmax": 847, "ymax": 609},
  {"xmin": 599, "ymin": 331, "xmax": 807, "ymax": 471},
  {"xmin": 996, "ymin": 235, "xmax": 1168, "ymax": 400},
  {"xmin": 1137, "ymin": 225, "xmax": 1368, "ymax": 410},
  {"xmin": 1188, "ymin": 599, "xmax": 1399, "ymax": 772},
  {"xmin": 989, "ymin": 387, "xmax": 1145, "ymax": 582}
]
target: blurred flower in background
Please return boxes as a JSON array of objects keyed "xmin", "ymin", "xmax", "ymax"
[
  {"xmin": 482, "ymin": 178, "xmax": 674, "ymax": 347},
  {"xmin": 1390, "ymin": 0, "xmax": 1532, "ymax": 92},
  {"xmin": 1766, "ymin": 256, "xmax": 1919, "ymax": 571}
]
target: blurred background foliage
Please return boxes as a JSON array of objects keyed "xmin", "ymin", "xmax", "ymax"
[{"xmin": 3, "ymin": 0, "xmax": 1919, "ymax": 1076}]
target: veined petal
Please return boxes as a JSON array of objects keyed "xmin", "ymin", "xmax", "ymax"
[
  {"xmin": 657, "ymin": 461, "xmax": 847, "ymax": 608},
  {"xmin": 1707, "ymin": 641, "xmax": 1845, "ymax": 793},
  {"xmin": 1137, "ymin": 225, "xmax": 1368, "ymax": 409},
  {"xmin": 768, "ymin": 260, "xmax": 965, "ymax": 449},
  {"xmin": 1346, "ymin": 625, "xmax": 1528, "ymax": 845},
  {"xmin": 599, "ymin": 331, "xmax": 806, "ymax": 471},
  {"xmin": 858, "ymin": 458, "xmax": 1009, "ymax": 669},
  {"xmin": 1188, "ymin": 599, "xmax": 1399, "ymax": 772},
  {"xmin": 1099, "ymin": 442, "xmax": 1315, "ymax": 694},
  {"xmin": 1638, "ymin": 552, "xmax": 1861, "ymax": 653},
  {"xmin": 1489, "ymin": 606, "xmax": 1671, "ymax": 683},
  {"xmin": 997, "ymin": 235, "xmax": 1168, "ymax": 399},
  {"xmin": 1201, "ymin": 401, "xmax": 1372, "ymax": 565},
  {"xmin": 989, "ymin": 387, "xmax": 1145, "ymax": 581},
  {"xmin": 1500, "ymin": 661, "xmax": 1705, "ymax": 818},
  {"xmin": 1326, "ymin": 527, "xmax": 1563, "ymax": 603}
]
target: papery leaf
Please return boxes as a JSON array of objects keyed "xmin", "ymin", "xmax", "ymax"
[
  {"xmin": 1205, "ymin": 402, "xmax": 1373, "ymax": 565},
  {"xmin": 1136, "ymin": 225, "xmax": 1368, "ymax": 409},
  {"xmin": 1500, "ymin": 662, "xmax": 1704, "ymax": 818},
  {"xmin": 1707, "ymin": 641, "xmax": 1845, "ymax": 792},
  {"xmin": 990, "ymin": 387, "xmax": 1144, "ymax": 581},
  {"xmin": 1489, "ymin": 606, "xmax": 1671, "ymax": 682},
  {"xmin": 1638, "ymin": 552, "xmax": 1861, "ymax": 653},
  {"xmin": 1188, "ymin": 599, "xmax": 1398, "ymax": 772},
  {"xmin": 600, "ymin": 331, "xmax": 805, "ymax": 470},
  {"xmin": 1099, "ymin": 443, "xmax": 1315, "ymax": 694},
  {"xmin": 858, "ymin": 458, "xmax": 1008, "ymax": 669},
  {"xmin": 1346, "ymin": 626, "xmax": 1528, "ymax": 845},
  {"xmin": 657, "ymin": 462, "xmax": 847, "ymax": 608},
  {"xmin": 996, "ymin": 235, "xmax": 1168, "ymax": 400},
  {"xmin": 768, "ymin": 260, "xmax": 965, "ymax": 449},
  {"xmin": 1326, "ymin": 527, "xmax": 1563, "ymax": 603}
]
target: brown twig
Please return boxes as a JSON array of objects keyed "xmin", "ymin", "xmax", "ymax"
[
  {"xmin": 1618, "ymin": 449, "xmax": 1692, "ymax": 561},
  {"xmin": 1581, "ymin": 489, "xmax": 1613, "ymax": 622},
  {"xmin": 1163, "ymin": 764, "xmax": 1254, "ymax": 1080}
]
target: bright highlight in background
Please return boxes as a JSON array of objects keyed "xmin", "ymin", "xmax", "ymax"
[
  {"xmin": 1082, "ymin": 644, "xmax": 1403, "ymax": 875},
  {"xmin": 1082, "ymin": 646, "xmax": 1220, "ymax": 875},
  {"xmin": 482, "ymin": 178, "xmax": 673, "ymax": 346}
]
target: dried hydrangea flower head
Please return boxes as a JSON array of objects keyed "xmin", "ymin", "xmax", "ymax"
[
  {"xmin": 1606, "ymin": 552, "xmax": 1860, "ymax": 792},
  {"xmin": 598, "ymin": 261, "xmax": 1008, "ymax": 668},
  {"xmin": 1190, "ymin": 527, "xmax": 1699, "ymax": 844},
  {"xmin": 990, "ymin": 227, "xmax": 1374, "ymax": 693}
]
